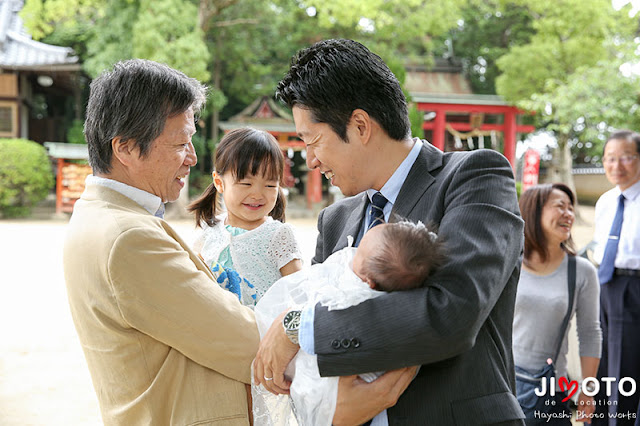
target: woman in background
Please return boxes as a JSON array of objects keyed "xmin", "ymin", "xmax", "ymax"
[{"xmin": 514, "ymin": 183, "xmax": 601, "ymax": 423}]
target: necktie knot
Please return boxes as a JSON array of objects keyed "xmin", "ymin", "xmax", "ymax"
[
  {"xmin": 371, "ymin": 192, "xmax": 388, "ymax": 209},
  {"xmin": 367, "ymin": 192, "xmax": 388, "ymax": 231}
]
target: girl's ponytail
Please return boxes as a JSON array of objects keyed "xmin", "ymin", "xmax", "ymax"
[
  {"xmin": 269, "ymin": 187, "xmax": 287, "ymax": 223},
  {"xmin": 187, "ymin": 181, "xmax": 221, "ymax": 227}
]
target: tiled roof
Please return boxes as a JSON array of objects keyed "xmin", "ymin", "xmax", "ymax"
[
  {"xmin": 572, "ymin": 166, "xmax": 605, "ymax": 175},
  {"xmin": 0, "ymin": 0, "xmax": 78, "ymax": 69}
]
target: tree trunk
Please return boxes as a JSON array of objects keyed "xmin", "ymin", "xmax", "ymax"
[
  {"xmin": 548, "ymin": 134, "xmax": 574, "ymax": 191},
  {"xmin": 547, "ymin": 133, "xmax": 581, "ymax": 219},
  {"xmin": 210, "ymin": 35, "xmax": 222, "ymax": 169}
]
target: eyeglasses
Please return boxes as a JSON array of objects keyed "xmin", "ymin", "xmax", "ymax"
[{"xmin": 603, "ymin": 154, "xmax": 639, "ymax": 165}]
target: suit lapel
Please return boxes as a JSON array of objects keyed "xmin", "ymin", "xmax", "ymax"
[
  {"xmin": 337, "ymin": 193, "xmax": 368, "ymax": 250},
  {"xmin": 392, "ymin": 144, "xmax": 441, "ymax": 220}
]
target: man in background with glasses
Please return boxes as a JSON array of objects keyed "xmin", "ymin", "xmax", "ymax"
[{"xmin": 592, "ymin": 130, "xmax": 640, "ymax": 425}]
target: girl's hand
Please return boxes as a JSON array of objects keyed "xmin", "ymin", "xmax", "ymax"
[{"xmin": 280, "ymin": 259, "xmax": 303, "ymax": 276}]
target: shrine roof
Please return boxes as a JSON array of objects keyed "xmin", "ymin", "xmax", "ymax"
[
  {"xmin": 220, "ymin": 96, "xmax": 296, "ymax": 133},
  {"xmin": 0, "ymin": 0, "xmax": 79, "ymax": 70},
  {"xmin": 411, "ymin": 93, "xmax": 510, "ymax": 106}
]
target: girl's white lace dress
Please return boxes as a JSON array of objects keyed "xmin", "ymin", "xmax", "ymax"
[{"xmin": 193, "ymin": 215, "xmax": 302, "ymax": 306}]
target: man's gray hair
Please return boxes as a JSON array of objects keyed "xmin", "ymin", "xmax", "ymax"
[{"xmin": 84, "ymin": 59, "xmax": 207, "ymax": 174}]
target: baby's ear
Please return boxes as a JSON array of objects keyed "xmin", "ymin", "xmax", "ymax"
[{"xmin": 366, "ymin": 277, "xmax": 377, "ymax": 290}]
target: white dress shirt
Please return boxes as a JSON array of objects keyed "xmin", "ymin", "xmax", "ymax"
[
  {"xmin": 86, "ymin": 175, "xmax": 165, "ymax": 218},
  {"xmin": 593, "ymin": 179, "xmax": 640, "ymax": 270}
]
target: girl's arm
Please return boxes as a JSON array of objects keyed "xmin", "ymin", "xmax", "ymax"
[
  {"xmin": 280, "ymin": 259, "xmax": 303, "ymax": 276},
  {"xmin": 271, "ymin": 223, "xmax": 304, "ymax": 276}
]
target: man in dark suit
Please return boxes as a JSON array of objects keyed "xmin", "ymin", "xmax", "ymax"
[{"xmin": 254, "ymin": 39, "xmax": 526, "ymax": 425}]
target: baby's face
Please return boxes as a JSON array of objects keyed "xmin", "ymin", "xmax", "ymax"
[{"xmin": 352, "ymin": 225, "xmax": 386, "ymax": 285}]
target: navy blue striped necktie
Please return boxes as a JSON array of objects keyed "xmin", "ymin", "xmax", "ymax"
[
  {"xmin": 367, "ymin": 192, "xmax": 388, "ymax": 231},
  {"xmin": 598, "ymin": 194, "xmax": 625, "ymax": 284}
]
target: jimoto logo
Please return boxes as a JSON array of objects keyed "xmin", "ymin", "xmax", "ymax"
[{"xmin": 535, "ymin": 377, "xmax": 637, "ymax": 401}]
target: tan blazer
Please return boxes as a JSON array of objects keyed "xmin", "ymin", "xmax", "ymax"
[{"xmin": 63, "ymin": 182, "xmax": 259, "ymax": 425}]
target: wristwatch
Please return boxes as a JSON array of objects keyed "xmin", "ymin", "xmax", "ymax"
[
  {"xmin": 282, "ymin": 309, "xmax": 302, "ymax": 345},
  {"xmin": 584, "ymin": 382, "xmax": 597, "ymax": 393}
]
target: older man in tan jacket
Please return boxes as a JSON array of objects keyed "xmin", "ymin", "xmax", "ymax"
[{"xmin": 64, "ymin": 59, "xmax": 258, "ymax": 425}]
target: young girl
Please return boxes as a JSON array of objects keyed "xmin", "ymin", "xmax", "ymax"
[{"xmin": 189, "ymin": 127, "xmax": 303, "ymax": 306}]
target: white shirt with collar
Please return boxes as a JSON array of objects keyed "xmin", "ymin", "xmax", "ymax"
[
  {"xmin": 362, "ymin": 139, "xmax": 424, "ymax": 228},
  {"xmin": 593, "ymin": 178, "xmax": 640, "ymax": 270},
  {"xmin": 86, "ymin": 175, "xmax": 166, "ymax": 218},
  {"xmin": 299, "ymin": 138, "xmax": 423, "ymax": 426}
]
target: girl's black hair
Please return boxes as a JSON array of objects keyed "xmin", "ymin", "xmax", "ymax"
[{"xmin": 188, "ymin": 127, "xmax": 286, "ymax": 227}]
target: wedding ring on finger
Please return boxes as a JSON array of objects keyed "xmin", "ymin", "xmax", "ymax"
[{"xmin": 264, "ymin": 376, "xmax": 274, "ymax": 381}]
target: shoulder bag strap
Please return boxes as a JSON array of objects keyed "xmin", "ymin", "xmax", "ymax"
[{"xmin": 552, "ymin": 255, "xmax": 576, "ymax": 362}]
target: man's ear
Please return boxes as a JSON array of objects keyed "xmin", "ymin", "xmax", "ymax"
[
  {"xmin": 212, "ymin": 171, "xmax": 224, "ymax": 193},
  {"xmin": 349, "ymin": 109, "xmax": 372, "ymax": 145},
  {"xmin": 111, "ymin": 136, "xmax": 139, "ymax": 167}
]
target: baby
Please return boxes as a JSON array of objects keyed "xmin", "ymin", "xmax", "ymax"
[{"xmin": 252, "ymin": 220, "xmax": 445, "ymax": 426}]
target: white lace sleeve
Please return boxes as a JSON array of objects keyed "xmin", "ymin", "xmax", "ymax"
[{"xmin": 268, "ymin": 222, "xmax": 303, "ymax": 270}]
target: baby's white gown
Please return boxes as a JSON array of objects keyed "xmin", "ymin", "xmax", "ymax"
[{"xmin": 252, "ymin": 247, "xmax": 385, "ymax": 426}]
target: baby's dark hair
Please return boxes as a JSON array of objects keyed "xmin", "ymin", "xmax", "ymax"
[
  {"xmin": 188, "ymin": 127, "xmax": 286, "ymax": 227},
  {"xmin": 365, "ymin": 221, "xmax": 445, "ymax": 292}
]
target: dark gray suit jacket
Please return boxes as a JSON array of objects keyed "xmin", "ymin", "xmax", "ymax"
[{"xmin": 312, "ymin": 143, "xmax": 526, "ymax": 425}]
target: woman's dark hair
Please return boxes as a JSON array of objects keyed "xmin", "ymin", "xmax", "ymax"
[
  {"xmin": 519, "ymin": 183, "xmax": 577, "ymax": 264},
  {"xmin": 276, "ymin": 39, "xmax": 410, "ymax": 142},
  {"xmin": 188, "ymin": 127, "xmax": 286, "ymax": 227}
]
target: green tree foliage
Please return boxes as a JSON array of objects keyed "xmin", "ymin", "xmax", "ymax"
[
  {"xmin": 22, "ymin": 0, "xmax": 209, "ymax": 80},
  {"xmin": 81, "ymin": 0, "xmax": 137, "ymax": 77},
  {"xmin": 495, "ymin": 0, "xmax": 627, "ymax": 102},
  {"xmin": 524, "ymin": 45, "xmax": 640, "ymax": 165},
  {"xmin": 300, "ymin": 0, "xmax": 465, "ymax": 62},
  {"xmin": 66, "ymin": 119, "xmax": 86, "ymax": 144},
  {"xmin": 133, "ymin": 0, "xmax": 210, "ymax": 81},
  {"xmin": 493, "ymin": 0, "xmax": 639, "ymax": 190},
  {"xmin": 444, "ymin": 0, "xmax": 536, "ymax": 94},
  {"xmin": 22, "ymin": 0, "xmax": 466, "ymax": 121},
  {"xmin": 0, "ymin": 139, "xmax": 54, "ymax": 218}
]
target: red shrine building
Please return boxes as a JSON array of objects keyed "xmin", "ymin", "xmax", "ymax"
[{"xmin": 406, "ymin": 61, "xmax": 535, "ymax": 169}]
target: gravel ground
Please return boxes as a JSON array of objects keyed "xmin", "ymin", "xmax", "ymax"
[{"xmin": 0, "ymin": 206, "xmax": 595, "ymax": 425}]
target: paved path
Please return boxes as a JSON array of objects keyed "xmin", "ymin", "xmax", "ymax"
[{"xmin": 0, "ymin": 207, "xmax": 595, "ymax": 425}]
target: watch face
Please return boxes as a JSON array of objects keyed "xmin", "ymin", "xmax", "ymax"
[{"xmin": 284, "ymin": 311, "xmax": 301, "ymax": 330}]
